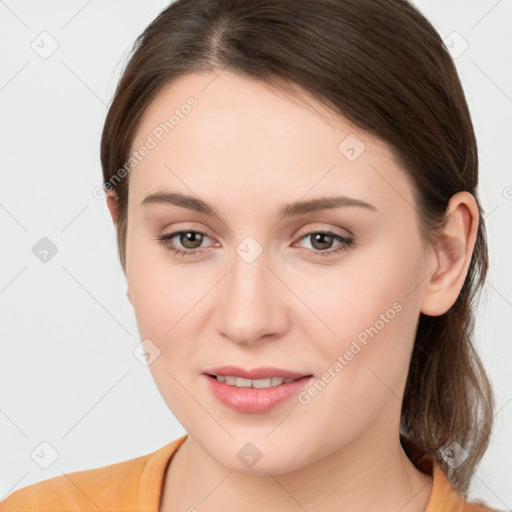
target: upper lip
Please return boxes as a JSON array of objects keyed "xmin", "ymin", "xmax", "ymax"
[{"xmin": 203, "ymin": 366, "xmax": 312, "ymax": 380}]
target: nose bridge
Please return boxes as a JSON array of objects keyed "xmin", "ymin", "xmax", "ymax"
[{"xmin": 228, "ymin": 238, "xmax": 271, "ymax": 312}]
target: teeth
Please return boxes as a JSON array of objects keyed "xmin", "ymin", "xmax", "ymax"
[{"xmin": 215, "ymin": 375, "xmax": 298, "ymax": 388}]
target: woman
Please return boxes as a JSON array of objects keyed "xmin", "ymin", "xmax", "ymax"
[{"xmin": 1, "ymin": 0, "xmax": 501, "ymax": 510}]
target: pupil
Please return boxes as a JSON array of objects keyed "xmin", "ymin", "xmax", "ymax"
[
  {"xmin": 182, "ymin": 232, "xmax": 202, "ymax": 248},
  {"xmin": 313, "ymin": 233, "xmax": 332, "ymax": 250}
]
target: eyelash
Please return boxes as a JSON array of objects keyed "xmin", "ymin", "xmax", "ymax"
[{"xmin": 155, "ymin": 229, "xmax": 354, "ymax": 258}]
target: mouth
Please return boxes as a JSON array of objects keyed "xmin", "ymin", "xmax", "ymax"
[
  {"xmin": 206, "ymin": 374, "xmax": 312, "ymax": 389},
  {"xmin": 202, "ymin": 365, "xmax": 313, "ymax": 388},
  {"xmin": 203, "ymin": 371, "xmax": 314, "ymax": 414}
]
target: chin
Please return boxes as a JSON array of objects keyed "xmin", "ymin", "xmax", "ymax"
[{"xmin": 213, "ymin": 443, "xmax": 311, "ymax": 476}]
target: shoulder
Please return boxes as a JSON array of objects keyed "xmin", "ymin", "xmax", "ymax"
[
  {"xmin": 0, "ymin": 452, "xmax": 148, "ymax": 512},
  {"xmin": 400, "ymin": 436, "xmax": 503, "ymax": 512},
  {"xmin": 0, "ymin": 436, "xmax": 187, "ymax": 512},
  {"xmin": 462, "ymin": 500, "xmax": 506, "ymax": 512}
]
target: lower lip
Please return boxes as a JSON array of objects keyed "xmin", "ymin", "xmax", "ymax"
[{"xmin": 204, "ymin": 374, "xmax": 313, "ymax": 414}]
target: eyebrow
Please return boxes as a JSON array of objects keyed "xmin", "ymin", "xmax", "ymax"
[{"xmin": 141, "ymin": 191, "xmax": 378, "ymax": 218}]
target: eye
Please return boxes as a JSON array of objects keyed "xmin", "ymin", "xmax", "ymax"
[
  {"xmin": 155, "ymin": 229, "xmax": 354, "ymax": 258},
  {"xmin": 292, "ymin": 230, "xmax": 354, "ymax": 257},
  {"xmin": 155, "ymin": 229, "xmax": 214, "ymax": 258}
]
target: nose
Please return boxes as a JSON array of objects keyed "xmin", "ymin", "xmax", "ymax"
[{"xmin": 214, "ymin": 250, "xmax": 288, "ymax": 346}]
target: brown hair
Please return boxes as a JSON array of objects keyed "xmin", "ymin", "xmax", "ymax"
[{"xmin": 100, "ymin": 0, "xmax": 495, "ymax": 497}]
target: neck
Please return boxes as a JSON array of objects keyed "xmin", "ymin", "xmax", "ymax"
[{"xmin": 160, "ymin": 422, "xmax": 433, "ymax": 512}]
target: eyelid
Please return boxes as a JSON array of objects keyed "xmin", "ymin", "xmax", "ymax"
[
  {"xmin": 294, "ymin": 223, "xmax": 354, "ymax": 239},
  {"xmin": 160, "ymin": 223, "xmax": 216, "ymax": 240}
]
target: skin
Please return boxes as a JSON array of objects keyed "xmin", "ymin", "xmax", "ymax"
[{"xmin": 106, "ymin": 70, "xmax": 479, "ymax": 512}]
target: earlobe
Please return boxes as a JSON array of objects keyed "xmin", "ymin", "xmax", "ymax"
[
  {"xmin": 420, "ymin": 192, "xmax": 478, "ymax": 317},
  {"xmin": 106, "ymin": 190, "xmax": 120, "ymax": 226}
]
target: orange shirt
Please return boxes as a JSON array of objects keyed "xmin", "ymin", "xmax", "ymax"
[{"xmin": 0, "ymin": 434, "xmax": 499, "ymax": 511}]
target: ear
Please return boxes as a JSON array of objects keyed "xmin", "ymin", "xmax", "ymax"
[
  {"xmin": 106, "ymin": 190, "xmax": 131, "ymax": 300},
  {"xmin": 106, "ymin": 190, "xmax": 120, "ymax": 227},
  {"xmin": 420, "ymin": 191, "xmax": 479, "ymax": 316}
]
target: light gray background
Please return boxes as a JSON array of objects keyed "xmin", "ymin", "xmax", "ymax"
[{"xmin": 1, "ymin": 0, "xmax": 511, "ymax": 509}]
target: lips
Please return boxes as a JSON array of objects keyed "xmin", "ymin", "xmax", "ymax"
[
  {"xmin": 203, "ymin": 365, "xmax": 312, "ymax": 380},
  {"xmin": 204, "ymin": 372, "xmax": 314, "ymax": 413}
]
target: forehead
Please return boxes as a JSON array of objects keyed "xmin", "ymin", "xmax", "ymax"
[{"xmin": 127, "ymin": 70, "xmax": 415, "ymax": 218}]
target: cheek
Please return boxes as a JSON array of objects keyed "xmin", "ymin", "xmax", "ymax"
[
  {"xmin": 304, "ymin": 252, "xmax": 418, "ymax": 334},
  {"xmin": 303, "ymin": 242, "xmax": 423, "ymax": 384},
  {"xmin": 130, "ymin": 268, "xmax": 206, "ymax": 346},
  {"xmin": 126, "ymin": 228, "xmax": 203, "ymax": 335},
  {"xmin": 297, "ymin": 272, "xmax": 419, "ymax": 447}
]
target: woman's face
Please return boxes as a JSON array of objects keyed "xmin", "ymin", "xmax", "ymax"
[{"xmin": 120, "ymin": 70, "xmax": 436, "ymax": 473}]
